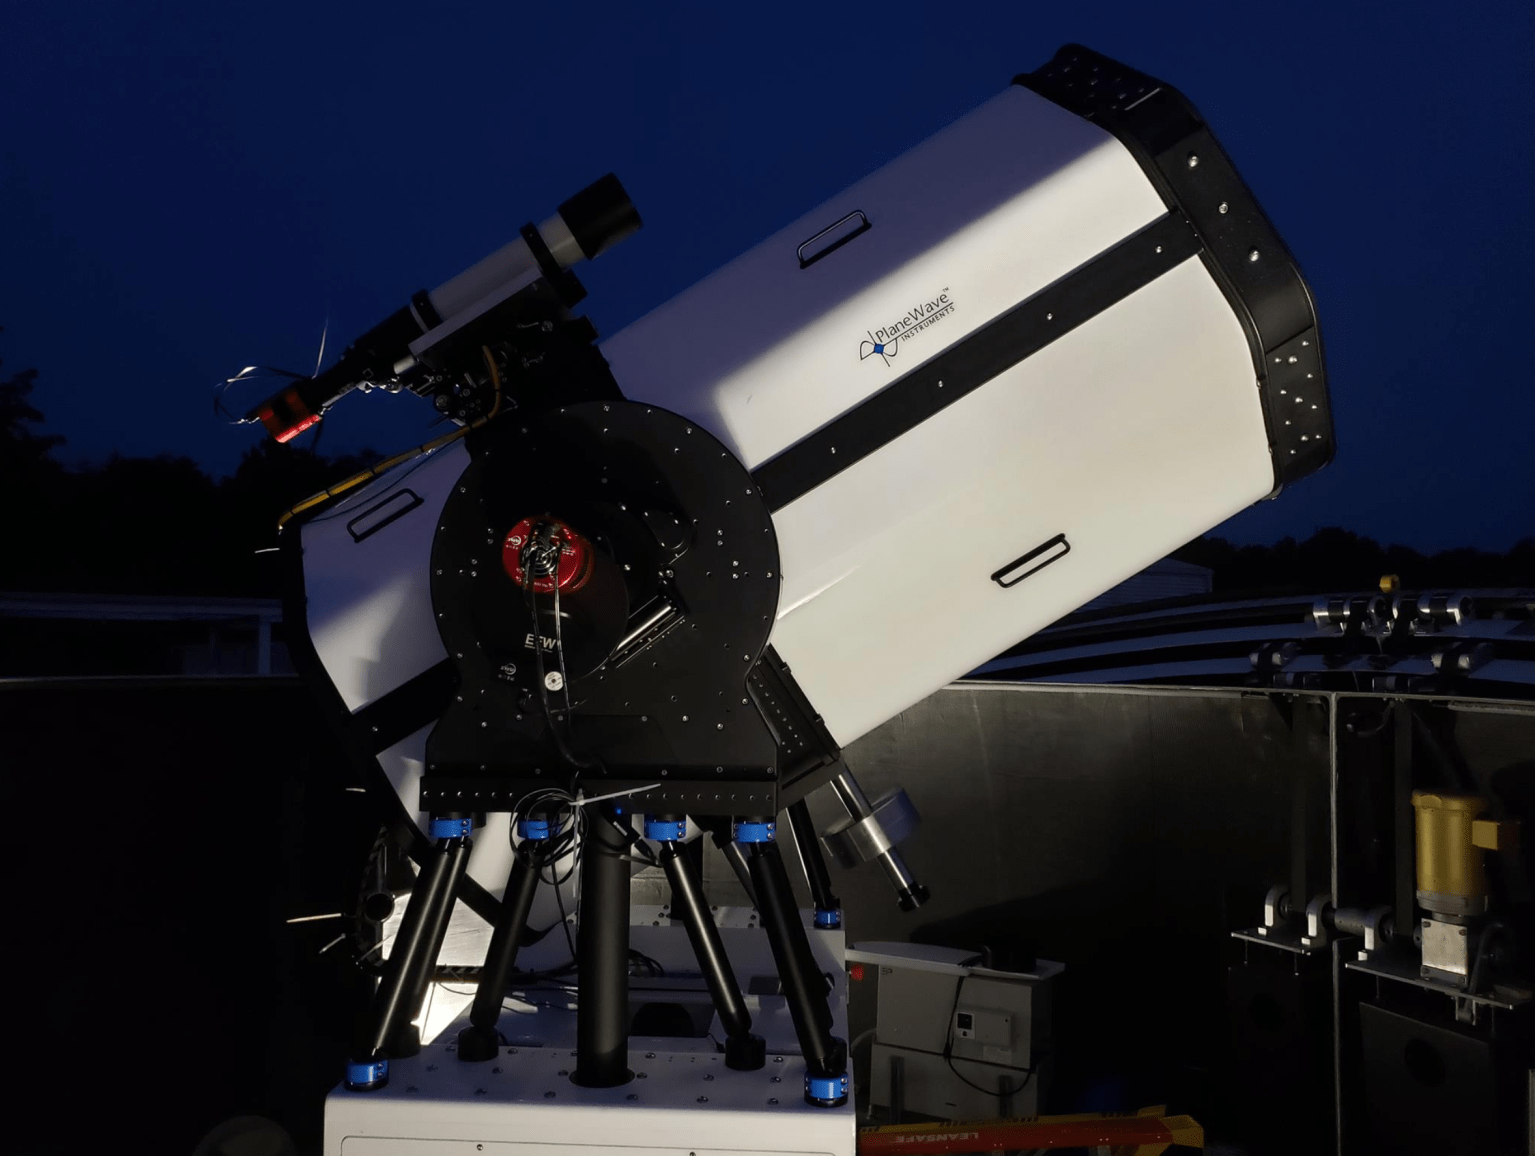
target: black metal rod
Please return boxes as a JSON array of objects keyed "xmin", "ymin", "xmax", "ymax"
[
  {"xmin": 403, "ymin": 835, "xmax": 476, "ymax": 1041},
  {"xmin": 573, "ymin": 806, "xmax": 632, "ymax": 1087},
  {"xmin": 829, "ymin": 767, "xmax": 928, "ymax": 911},
  {"xmin": 660, "ymin": 839, "xmax": 752, "ymax": 1039},
  {"xmin": 786, "ymin": 800, "xmax": 840, "ymax": 916},
  {"xmin": 694, "ymin": 815, "xmax": 759, "ymax": 905},
  {"xmin": 747, "ymin": 841, "xmax": 843, "ymax": 1076},
  {"xmin": 457, "ymin": 844, "xmax": 542, "ymax": 1060},
  {"xmin": 361, "ymin": 831, "xmax": 473, "ymax": 1059},
  {"xmin": 721, "ymin": 841, "xmax": 760, "ymax": 904},
  {"xmin": 1394, "ymin": 704, "xmax": 1416, "ymax": 930}
]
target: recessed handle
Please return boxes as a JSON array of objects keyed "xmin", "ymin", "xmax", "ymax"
[
  {"xmin": 991, "ymin": 534, "xmax": 1071, "ymax": 589},
  {"xmin": 797, "ymin": 210, "xmax": 871, "ymax": 269},
  {"xmin": 346, "ymin": 488, "xmax": 423, "ymax": 543}
]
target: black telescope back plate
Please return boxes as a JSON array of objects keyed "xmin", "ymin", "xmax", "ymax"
[{"xmin": 425, "ymin": 402, "xmax": 783, "ymax": 817}]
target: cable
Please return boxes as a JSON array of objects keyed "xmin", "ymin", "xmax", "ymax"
[
  {"xmin": 940, "ymin": 974, "xmax": 1038, "ymax": 1100},
  {"xmin": 303, "ymin": 448, "xmax": 441, "ymax": 526},
  {"xmin": 553, "ymin": 574, "xmax": 576, "ymax": 723},
  {"xmin": 214, "ymin": 365, "xmax": 304, "ymax": 425},
  {"xmin": 276, "ymin": 345, "xmax": 504, "ymax": 528},
  {"xmin": 511, "ymin": 786, "xmax": 588, "ymax": 966},
  {"xmin": 519, "ymin": 524, "xmax": 603, "ymax": 782},
  {"xmin": 629, "ymin": 949, "xmax": 665, "ymax": 977}
]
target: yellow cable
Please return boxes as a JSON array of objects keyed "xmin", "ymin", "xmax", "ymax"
[{"xmin": 276, "ymin": 347, "xmax": 504, "ymax": 529}]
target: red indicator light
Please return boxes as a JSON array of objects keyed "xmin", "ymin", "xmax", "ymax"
[
  {"xmin": 275, "ymin": 413, "xmax": 321, "ymax": 443},
  {"xmin": 256, "ymin": 386, "xmax": 320, "ymax": 443},
  {"xmin": 850, "ymin": 963, "xmax": 865, "ymax": 981}
]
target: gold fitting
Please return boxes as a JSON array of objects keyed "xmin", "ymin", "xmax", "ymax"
[
  {"xmin": 1379, "ymin": 574, "xmax": 1401, "ymax": 593},
  {"xmin": 1411, "ymin": 791, "xmax": 1493, "ymax": 902},
  {"xmin": 1471, "ymin": 818, "xmax": 1518, "ymax": 853}
]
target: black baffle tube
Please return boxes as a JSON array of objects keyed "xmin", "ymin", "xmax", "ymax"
[
  {"xmin": 362, "ymin": 830, "xmax": 473, "ymax": 1059},
  {"xmin": 458, "ymin": 844, "xmax": 542, "ymax": 1060},
  {"xmin": 659, "ymin": 839, "xmax": 753, "ymax": 1041},
  {"xmin": 573, "ymin": 805, "xmax": 633, "ymax": 1087},
  {"xmin": 787, "ymin": 800, "xmax": 841, "ymax": 917},
  {"xmin": 747, "ymin": 840, "xmax": 842, "ymax": 1076}
]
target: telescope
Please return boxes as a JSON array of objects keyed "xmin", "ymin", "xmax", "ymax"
[
  {"xmin": 244, "ymin": 44, "xmax": 1333, "ymax": 1156},
  {"xmin": 246, "ymin": 173, "xmax": 640, "ymax": 441}
]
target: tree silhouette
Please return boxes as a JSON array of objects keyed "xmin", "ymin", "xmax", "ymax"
[{"xmin": 1, "ymin": 332, "xmax": 70, "ymax": 589}]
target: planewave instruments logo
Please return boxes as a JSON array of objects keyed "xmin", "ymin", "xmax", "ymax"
[{"xmin": 858, "ymin": 287, "xmax": 956, "ymax": 366}]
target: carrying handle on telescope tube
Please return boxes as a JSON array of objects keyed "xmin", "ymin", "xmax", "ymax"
[{"xmin": 797, "ymin": 210, "xmax": 871, "ymax": 269}]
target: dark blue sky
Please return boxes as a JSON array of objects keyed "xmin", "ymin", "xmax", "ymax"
[{"xmin": 3, "ymin": 2, "xmax": 1532, "ymax": 553}]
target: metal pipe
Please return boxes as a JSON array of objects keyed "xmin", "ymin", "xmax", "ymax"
[
  {"xmin": 747, "ymin": 841, "xmax": 843, "ymax": 1077},
  {"xmin": 829, "ymin": 768, "xmax": 928, "ymax": 911},
  {"xmin": 610, "ymin": 601, "xmax": 677, "ymax": 659},
  {"xmin": 361, "ymin": 829, "xmax": 473, "ymax": 1061},
  {"xmin": 786, "ymin": 800, "xmax": 841, "ymax": 926},
  {"xmin": 693, "ymin": 815, "xmax": 759, "ymax": 905},
  {"xmin": 721, "ymin": 841, "xmax": 760, "ymax": 904},
  {"xmin": 829, "ymin": 768, "xmax": 873, "ymax": 816},
  {"xmin": 659, "ymin": 838, "xmax": 765, "ymax": 1069},
  {"xmin": 403, "ymin": 835, "xmax": 476, "ymax": 1036},
  {"xmin": 573, "ymin": 806, "xmax": 632, "ymax": 1087},
  {"xmin": 458, "ymin": 844, "xmax": 542, "ymax": 1061}
]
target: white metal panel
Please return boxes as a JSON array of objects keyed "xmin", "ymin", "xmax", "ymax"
[
  {"xmin": 600, "ymin": 85, "xmax": 1166, "ymax": 469},
  {"xmin": 302, "ymin": 441, "xmax": 469, "ymax": 712},
  {"xmin": 765, "ymin": 257, "xmax": 1272, "ymax": 746},
  {"xmin": 327, "ymin": 921, "xmax": 853, "ymax": 1156}
]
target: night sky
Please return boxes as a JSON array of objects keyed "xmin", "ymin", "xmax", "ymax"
[{"xmin": 3, "ymin": 2, "xmax": 1531, "ymax": 554}]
